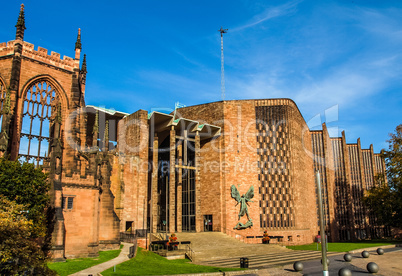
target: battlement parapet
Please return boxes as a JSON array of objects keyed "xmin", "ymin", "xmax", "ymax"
[
  {"xmin": 62, "ymin": 171, "xmax": 96, "ymax": 185},
  {"xmin": 0, "ymin": 41, "xmax": 15, "ymax": 56},
  {"xmin": 0, "ymin": 40, "xmax": 79, "ymax": 71}
]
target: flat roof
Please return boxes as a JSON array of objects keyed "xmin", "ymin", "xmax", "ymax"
[{"xmin": 148, "ymin": 111, "xmax": 221, "ymax": 140}]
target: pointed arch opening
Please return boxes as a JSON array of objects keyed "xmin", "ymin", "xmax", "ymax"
[
  {"xmin": 18, "ymin": 79, "xmax": 60, "ymax": 166},
  {"xmin": 0, "ymin": 79, "xmax": 7, "ymax": 132}
]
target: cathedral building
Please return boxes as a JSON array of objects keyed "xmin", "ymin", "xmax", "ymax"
[{"xmin": 0, "ymin": 5, "xmax": 387, "ymax": 259}]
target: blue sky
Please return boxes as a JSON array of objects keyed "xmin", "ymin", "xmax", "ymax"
[{"xmin": 1, "ymin": 0, "xmax": 401, "ymax": 152}]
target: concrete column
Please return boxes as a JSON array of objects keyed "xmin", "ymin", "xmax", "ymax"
[
  {"xmin": 151, "ymin": 134, "xmax": 158, "ymax": 233},
  {"xmin": 357, "ymin": 139, "xmax": 370, "ymax": 237},
  {"xmin": 177, "ymin": 144, "xmax": 183, "ymax": 232},
  {"xmin": 169, "ymin": 128, "xmax": 176, "ymax": 233},
  {"xmin": 195, "ymin": 131, "xmax": 202, "ymax": 232},
  {"xmin": 380, "ymin": 150, "xmax": 387, "ymax": 185},
  {"xmin": 341, "ymin": 131, "xmax": 356, "ymax": 241},
  {"xmin": 369, "ymin": 144, "xmax": 376, "ymax": 180},
  {"xmin": 322, "ymin": 123, "xmax": 338, "ymax": 242},
  {"xmin": 357, "ymin": 138, "xmax": 366, "ymax": 191}
]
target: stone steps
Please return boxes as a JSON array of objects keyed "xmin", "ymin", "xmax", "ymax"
[
  {"xmin": 198, "ymin": 250, "xmax": 340, "ymax": 268},
  {"xmin": 173, "ymin": 232, "xmax": 339, "ymax": 268}
]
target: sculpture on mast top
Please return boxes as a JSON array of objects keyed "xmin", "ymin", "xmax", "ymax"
[{"xmin": 218, "ymin": 27, "xmax": 228, "ymax": 101}]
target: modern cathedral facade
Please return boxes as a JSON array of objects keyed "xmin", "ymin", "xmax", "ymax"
[{"xmin": 0, "ymin": 6, "xmax": 387, "ymax": 259}]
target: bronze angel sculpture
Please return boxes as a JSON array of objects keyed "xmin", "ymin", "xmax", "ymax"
[{"xmin": 231, "ymin": 185, "xmax": 254, "ymax": 229}]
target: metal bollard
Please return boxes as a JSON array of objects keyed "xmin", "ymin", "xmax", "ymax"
[{"xmin": 240, "ymin": 257, "xmax": 249, "ymax": 268}]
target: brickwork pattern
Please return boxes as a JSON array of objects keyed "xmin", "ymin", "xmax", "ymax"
[
  {"xmin": 178, "ymin": 99, "xmax": 319, "ymax": 244},
  {"xmin": 255, "ymin": 105, "xmax": 295, "ymax": 229}
]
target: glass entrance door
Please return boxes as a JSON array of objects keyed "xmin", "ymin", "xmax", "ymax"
[
  {"xmin": 204, "ymin": 215, "xmax": 213, "ymax": 231},
  {"xmin": 182, "ymin": 169, "xmax": 195, "ymax": 232}
]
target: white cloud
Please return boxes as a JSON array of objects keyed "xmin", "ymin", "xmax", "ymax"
[
  {"xmin": 349, "ymin": 6, "xmax": 402, "ymax": 42},
  {"xmin": 232, "ymin": 0, "xmax": 303, "ymax": 32}
]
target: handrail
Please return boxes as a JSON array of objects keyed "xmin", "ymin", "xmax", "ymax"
[
  {"xmin": 185, "ymin": 244, "xmax": 195, "ymax": 261},
  {"xmin": 120, "ymin": 232, "xmax": 137, "ymax": 244}
]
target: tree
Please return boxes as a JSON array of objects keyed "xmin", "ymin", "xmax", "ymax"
[
  {"xmin": 0, "ymin": 196, "xmax": 56, "ymax": 275},
  {"xmin": 363, "ymin": 124, "xmax": 402, "ymax": 229},
  {"xmin": 0, "ymin": 158, "xmax": 56, "ymax": 275},
  {"xmin": 0, "ymin": 158, "xmax": 50, "ymax": 238}
]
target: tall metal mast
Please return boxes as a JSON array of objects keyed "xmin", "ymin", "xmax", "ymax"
[{"xmin": 219, "ymin": 27, "xmax": 228, "ymax": 101}]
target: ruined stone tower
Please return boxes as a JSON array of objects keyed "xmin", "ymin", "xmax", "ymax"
[{"xmin": 0, "ymin": 5, "xmax": 120, "ymax": 259}]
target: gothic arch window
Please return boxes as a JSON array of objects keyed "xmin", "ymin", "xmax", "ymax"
[
  {"xmin": 18, "ymin": 79, "xmax": 59, "ymax": 166},
  {"xmin": 0, "ymin": 79, "xmax": 7, "ymax": 131}
]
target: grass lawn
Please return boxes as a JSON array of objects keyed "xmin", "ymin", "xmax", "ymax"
[
  {"xmin": 102, "ymin": 247, "xmax": 244, "ymax": 275},
  {"xmin": 287, "ymin": 241, "xmax": 398, "ymax": 252},
  {"xmin": 48, "ymin": 248, "xmax": 121, "ymax": 276}
]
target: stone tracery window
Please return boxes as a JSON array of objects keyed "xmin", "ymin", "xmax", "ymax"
[
  {"xmin": 18, "ymin": 80, "xmax": 59, "ymax": 166},
  {"xmin": 0, "ymin": 79, "xmax": 7, "ymax": 131}
]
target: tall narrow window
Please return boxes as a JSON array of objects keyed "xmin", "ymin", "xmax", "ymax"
[
  {"xmin": 0, "ymin": 80, "xmax": 7, "ymax": 132},
  {"xmin": 182, "ymin": 168, "xmax": 196, "ymax": 232},
  {"xmin": 18, "ymin": 80, "xmax": 59, "ymax": 166}
]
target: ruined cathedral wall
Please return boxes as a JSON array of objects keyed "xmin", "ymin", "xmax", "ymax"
[
  {"xmin": 0, "ymin": 41, "xmax": 77, "ymax": 134},
  {"xmin": 0, "ymin": 56, "xmax": 13, "ymax": 87},
  {"xmin": 18, "ymin": 44, "xmax": 76, "ymax": 141},
  {"xmin": 1, "ymin": 40, "xmax": 79, "ymax": 161},
  {"xmin": 62, "ymin": 187, "xmax": 100, "ymax": 258},
  {"xmin": 111, "ymin": 109, "xmax": 149, "ymax": 232}
]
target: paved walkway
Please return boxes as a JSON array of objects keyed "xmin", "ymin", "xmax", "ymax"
[
  {"xmin": 270, "ymin": 247, "xmax": 402, "ymax": 276},
  {"xmin": 69, "ymin": 242, "xmax": 133, "ymax": 276},
  {"xmin": 344, "ymin": 247, "xmax": 402, "ymax": 276},
  {"xmin": 158, "ymin": 247, "xmax": 402, "ymax": 276},
  {"xmin": 69, "ymin": 232, "xmax": 401, "ymax": 276},
  {"xmin": 173, "ymin": 233, "xmax": 402, "ymax": 275}
]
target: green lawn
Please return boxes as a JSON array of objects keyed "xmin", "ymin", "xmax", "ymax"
[
  {"xmin": 287, "ymin": 241, "xmax": 397, "ymax": 252},
  {"xmin": 102, "ymin": 247, "xmax": 244, "ymax": 275},
  {"xmin": 48, "ymin": 248, "xmax": 121, "ymax": 276}
]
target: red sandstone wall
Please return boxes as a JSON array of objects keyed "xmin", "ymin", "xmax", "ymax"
[
  {"xmin": 112, "ymin": 110, "xmax": 149, "ymax": 233},
  {"xmin": 177, "ymin": 102, "xmax": 226, "ymax": 231},
  {"xmin": 62, "ymin": 187, "xmax": 99, "ymax": 258},
  {"xmin": 0, "ymin": 58, "xmax": 13, "ymax": 86},
  {"xmin": 286, "ymin": 101, "xmax": 318, "ymax": 242},
  {"xmin": 221, "ymin": 101, "xmax": 260, "ymax": 237},
  {"xmin": 0, "ymin": 38, "xmax": 111, "ymax": 257},
  {"xmin": 180, "ymin": 99, "xmax": 319, "ymax": 244}
]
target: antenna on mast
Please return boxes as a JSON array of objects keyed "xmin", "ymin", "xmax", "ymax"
[{"xmin": 219, "ymin": 27, "xmax": 228, "ymax": 101}]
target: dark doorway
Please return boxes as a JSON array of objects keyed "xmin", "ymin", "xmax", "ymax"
[
  {"xmin": 126, "ymin": 221, "xmax": 133, "ymax": 232},
  {"xmin": 204, "ymin": 215, "xmax": 213, "ymax": 231}
]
